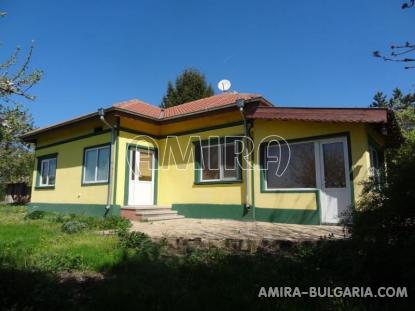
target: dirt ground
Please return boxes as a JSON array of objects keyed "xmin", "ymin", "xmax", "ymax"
[{"xmin": 130, "ymin": 218, "xmax": 346, "ymax": 242}]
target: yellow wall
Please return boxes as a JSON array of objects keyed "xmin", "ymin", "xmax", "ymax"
[
  {"xmin": 32, "ymin": 132, "xmax": 110, "ymax": 204},
  {"xmin": 36, "ymin": 117, "xmax": 111, "ymax": 148},
  {"xmin": 31, "ymin": 112, "xmax": 384, "ymax": 212},
  {"xmin": 252, "ymin": 120, "xmax": 376, "ymax": 210},
  {"xmin": 115, "ymin": 125, "xmax": 246, "ymax": 206}
]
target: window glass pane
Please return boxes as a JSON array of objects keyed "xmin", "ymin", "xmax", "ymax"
[
  {"xmin": 48, "ymin": 158, "xmax": 56, "ymax": 185},
  {"xmin": 97, "ymin": 147, "xmax": 110, "ymax": 181},
  {"xmin": 201, "ymin": 145, "xmax": 220, "ymax": 180},
  {"xmin": 131, "ymin": 150, "xmax": 136, "ymax": 180},
  {"xmin": 266, "ymin": 142, "xmax": 316, "ymax": 188},
  {"xmin": 322, "ymin": 142, "xmax": 346, "ymax": 188},
  {"xmin": 41, "ymin": 160, "xmax": 49, "ymax": 185},
  {"xmin": 223, "ymin": 143, "xmax": 238, "ymax": 179},
  {"xmin": 139, "ymin": 151, "xmax": 152, "ymax": 181},
  {"xmin": 84, "ymin": 149, "xmax": 97, "ymax": 182}
]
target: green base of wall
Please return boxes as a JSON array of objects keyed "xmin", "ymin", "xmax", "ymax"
[
  {"xmin": 172, "ymin": 204, "xmax": 320, "ymax": 225},
  {"xmin": 27, "ymin": 203, "xmax": 120, "ymax": 218},
  {"xmin": 172, "ymin": 204, "xmax": 252, "ymax": 220},
  {"xmin": 255, "ymin": 207, "xmax": 320, "ymax": 225}
]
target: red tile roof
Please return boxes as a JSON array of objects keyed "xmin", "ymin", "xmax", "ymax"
[
  {"xmin": 113, "ymin": 99, "xmax": 162, "ymax": 119},
  {"xmin": 245, "ymin": 107, "xmax": 388, "ymax": 123},
  {"xmin": 113, "ymin": 92, "xmax": 264, "ymax": 120}
]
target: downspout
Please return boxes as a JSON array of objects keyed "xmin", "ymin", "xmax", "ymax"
[
  {"xmin": 236, "ymin": 99, "xmax": 253, "ymax": 219},
  {"xmin": 98, "ymin": 108, "xmax": 116, "ymax": 214}
]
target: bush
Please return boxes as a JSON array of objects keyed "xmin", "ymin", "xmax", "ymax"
[
  {"xmin": 61, "ymin": 220, "xmax": 87, "ymax": 234},
  {"xmin": 24, "ymin": 211, "xmax": 47, "ymax": 220},
  {"xmin": 99, "ymin": 216, "xmax": 131, "ymax": 231},
  {"xmin": 39, "ymin": 253, "xmax": 84, "ymax": 272},
  {"xmin": 118, "ymin": 231, "xmax": 165, "ymax": 259}
]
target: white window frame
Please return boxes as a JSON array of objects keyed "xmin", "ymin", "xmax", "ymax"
[
  {"xmin": 264, "ymin": 140, "xmax": 320, "ymax": 191},
  {"xmin": 39, "ymin": 157, "xmax": 57, "ymax": 187},
  {"xmin": 200, "ymin": 142, "xmax": 240, "ymax": 182},
  {"xmin": 83, "ymin": 145, "xmax": 110, "ymax": 184}
]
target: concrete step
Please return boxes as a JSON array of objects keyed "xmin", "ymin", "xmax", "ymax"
[
  {"xmin": 142, "ymin": 214, "xmax": 185, "ymax": 222},
  {"xmin": 121, "ymin": 205, "xmax": 184, "ymax": 222},
  {"xmin": 136, "ymin": 210, "xmax": 178, "ymax": 216},
  {"xmin": 122, "ymin": 205, "xmax": 172, "ymax": 210}
]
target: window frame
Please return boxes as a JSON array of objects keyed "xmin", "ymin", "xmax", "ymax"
[
  {"xmin": 261, "ymin": 140, "xmax": 320, "ymax": 192},
  {"xmin": 194, "ymin": 137, "xmax": 243, "ymax": 185},
  {"xmin": 82, "ymin": 144, "xmax": 111, "ymax": 185},
  {"xmin": 35, "ymin": 153, "xmax": 58, "ymax": 189}
]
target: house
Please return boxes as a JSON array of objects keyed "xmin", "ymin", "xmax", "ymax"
[{"xmin": 22, "ymin": 92, "xmax": 399, "ymax": 225}]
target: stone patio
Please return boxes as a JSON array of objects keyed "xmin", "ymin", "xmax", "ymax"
[{"xmin": 130, "ymin": 218, "xmax": 346, "ymax": 242}]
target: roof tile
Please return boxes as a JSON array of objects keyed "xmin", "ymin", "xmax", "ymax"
[{"xmin": 113, "ymin": 93, "xmax": 261, "ymax": 119}]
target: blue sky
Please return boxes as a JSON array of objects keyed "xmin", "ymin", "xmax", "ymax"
[{"xmin": 1, "ymin": 0, "xmax": 414, "ymax": 127}]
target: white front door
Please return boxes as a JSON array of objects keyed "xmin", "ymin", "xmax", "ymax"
[
  {"xmin": 128, "ymin": 148, "xmax": 154, "ymax": 206},
  {"xmin": 318, "ymin": 137, "xmax": 351, "ymax": 224}
]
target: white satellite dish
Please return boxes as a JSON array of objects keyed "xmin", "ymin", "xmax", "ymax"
[{"xmin": 218, "ymin": 79, "xmax": 231, "ymax": 92}]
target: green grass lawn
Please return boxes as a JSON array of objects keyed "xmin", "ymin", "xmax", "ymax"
[
  {"xmin": 0, "ymin": 205, "xmax": 124, "ymax": 272},
  {"xmin": 0, "ymin": 205, "xmax": 413, "ymax": 310}
]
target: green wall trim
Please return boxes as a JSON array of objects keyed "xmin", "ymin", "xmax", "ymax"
[
  {"xmin": 35, "ymin": 130, "xmax": 111, "ymax": 150},
  {"xmin": 172, "ymin": 204, "xmax": 249, "ymax": 220},
  {"xmin": 255, "ymin": 207, "xmax": 320, "ymax": 225},
  {"xmin": 172, "ymin": 204, "xmax": 319, "ymax": 225},
  {"xmin": 123, "ymin": 143, "xmax": 159, "ymax": 206},
  {"xmin": 27, "ymin": 203, "xmax": 120, "ymax": 217}
]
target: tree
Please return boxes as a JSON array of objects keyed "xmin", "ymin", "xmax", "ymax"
[
  {"xmin": 371, "ymin": 88, "xmax": 415, "ymax": 131},
  {"xmin": 373, "ymin": 1, "xmax": 415, "ymax": 69},
  {"xmin": 0, "ymin": 105, "xmax": 34, "ymax": 183},
  {"xmin": 160, "ymin": 69, "xmax": 214, "ymax": 108},
  {"xmin": 0, "ymin": 10, "xmax": 42, "ymax": 199}
]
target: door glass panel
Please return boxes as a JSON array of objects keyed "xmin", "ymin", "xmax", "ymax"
[
  {"xmin": 322, "ymin": 142, "xmax": 346, "ymax": 188},
  {"xmin": 139, "ymin": 151, "xmax": 152, "ymax": 181},
  {"xmin": 131, "ymin": 150, "xmax": 136, "ymax": 180}
]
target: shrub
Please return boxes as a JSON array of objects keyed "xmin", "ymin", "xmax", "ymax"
[
  {"xmin": 24, "ymin": 211, "xmax": 47, "ymax": 220},
  {"xmin": 118, "ymin": 231, "xmax": 164, "ymax": 259},
  {"xmin": 61, "ymin": 220, "xmax": 87, "ymax": 234},
  {"xmin": 39, "ymin": 253, "xmax": 84, "ymax": 272},
  {"xmin": 99, "ymin": 216, "xmax": 131, "ymax": 231}
]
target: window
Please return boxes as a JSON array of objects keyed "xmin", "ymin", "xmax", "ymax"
[
  {"xmin": 39, "ymin": 157, "xmax": 57, "ymax": 187},
  {"xmin": 369, "ymin": 144, "xmax": 384, "ymax": 185},
  {"xmin": 196, "ymin": 139, "xmax": 241, "ymax": 183},
  {"xmin": 83, "ymin": 145, "xmax": 110, "ymax": 184},
  {"xmin": 264, "ymin": 142, "xmax": 316, "ymax": 189}
]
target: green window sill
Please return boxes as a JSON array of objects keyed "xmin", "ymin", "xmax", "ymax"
[
  {"xmin": 81, "ymin": 181, "xmax": 109, "ymax": 187},
  {"xmin": 260, "ymin": 188, "xmax": 319, "ymax": 193},
  {"xmin": 34, "ymin": 185, "xmax": 55, "ymax": 190},
  {"xmin": 194, "ymin": 179, "xmax": 242, "ymax": 185}
]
